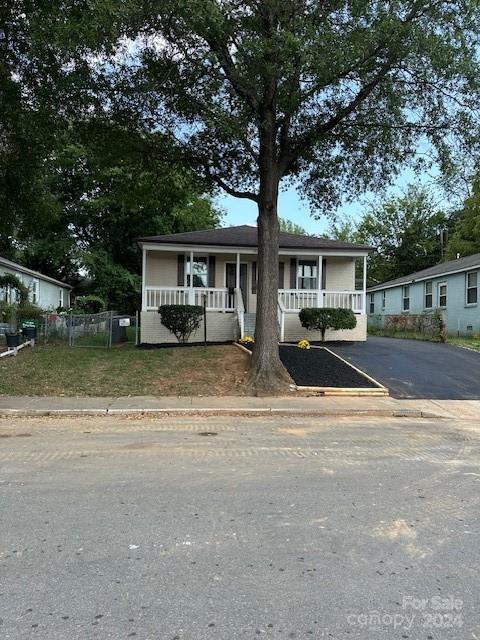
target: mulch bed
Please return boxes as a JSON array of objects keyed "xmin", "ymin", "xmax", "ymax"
[{"xmin": 241, "ymin": 343, "xmax": 377, "ymax": 388}]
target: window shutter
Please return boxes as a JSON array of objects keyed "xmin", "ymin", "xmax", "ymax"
[
  {"xmin": 177, "ymin": 254, "xmax": 185, "ymax": 286},
  {"xmin": 208, "ymin": 256, "xmax": 216, "ymax": 287},
  {"xmin": 252, "ymin": 261, "xmax": 257, "ymax": 293},
  {"xmin": 290, "ymin": 258, "xmax": 297, "ymax": 289},
  {"xmin": 278, "ymin": 262, "xmax": 284, "ymax": 289},
  {"xmin": 322, "ymin": 258, "xmax": 327, "ymax": 289}
]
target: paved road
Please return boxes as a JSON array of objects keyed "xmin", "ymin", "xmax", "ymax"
[
  {"xmin": 1, "ymin": 414, "xmax": 479, "ymax": 639},
  {"xmin": 330, "ymin": 336, "xmax": 480, "ymax": 399}
]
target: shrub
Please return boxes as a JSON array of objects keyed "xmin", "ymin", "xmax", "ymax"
[
  {"xmin": 299, "ymin": 307, "xmax": 357, "ymax": 341},
  {"xmin": 0, "ymin": 273, "xmax": 29, "ymax": 305},
  {"xmin": 158, "ymin": 304, "xmax": 203, "ymax": 343},
  {"xmin": 239, "ymin": 336, "xmax": 255, "ymax": 345},
  {"xmin": 73, "ymin": 295, "xmax": 107, "ymax": 314}
]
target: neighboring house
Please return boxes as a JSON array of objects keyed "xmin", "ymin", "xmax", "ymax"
[
  {"xmin": 0, "ymin": 256, "xmax": 72, "ymax": 310},
  {"xmin": 137, "ymin": 225, "xmax": 372, "ymax": 344},
  {"xmin": 367, "ymin": 252, "xmax": 480, "ymax": 335}
]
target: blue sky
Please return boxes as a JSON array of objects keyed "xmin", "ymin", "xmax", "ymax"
[{"xmin": 217, "ymin": 166, "xmax": 441, "ymax": 235}]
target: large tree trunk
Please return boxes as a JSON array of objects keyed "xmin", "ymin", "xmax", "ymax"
[{"xmin": 248, "ymin": 123, "xmax": 293, "ymax": 395}]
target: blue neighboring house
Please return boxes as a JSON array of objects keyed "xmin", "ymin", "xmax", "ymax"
[{"xmin": 367, "ymin": 252, "xmax": 480, "ymax": 335}]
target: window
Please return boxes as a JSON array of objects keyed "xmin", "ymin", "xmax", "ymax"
[
  {"xmin": 369, "ymin": 293, "xmax": 375, "ymax": 314},
  {"xmin": 58, "ymin": 288, "xmax": 64, "ymax": 308},
  {"xmin": 424, "ymin": 281, "xmax": 433, "ymax": 309},
  {"xmin": 402, "ymin": 285, "xmax": 410, "ymax": 311},
  {"xmin": 31, "ymin": 278, "xmax": 39, "ymax": 304},
  {"xmin": 186, "ymin": 256, "xmax": 208, "ymax": 287},
  {"xmin": 438, "ymin": 282, "xmax": 447, "ymax": 308},
  {"xmin": 381, "ymin": 290, "xmax": 386, "ymax": 310},
  {"xmin": 466, "ymin": 271, "xmax": 478, "ymax": 305},
  {"xmin": 297, "ymin": 260, "xmax": 317, "ymax": 289}
]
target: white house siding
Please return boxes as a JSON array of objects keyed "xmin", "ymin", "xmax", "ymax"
[
  {"xmin": 0, "ymin": 264, "xmax": 70, "ymax": 310},
  {"xmin": 284, "ymin": 313, "xmax": 367, "ymax": 342},
  {"xmin": 324, "ymin": 257, "xmax": 356, "ymax": 290},
  {"xmin": 368, "ymin": 269, "xmax": 480, "ymax": 335},
  {"xmin": 144, "ymin": 251, "xmax": 178, "ymax": 286},
  {"xmin": 140, "ymin": 310, "xmax": 238, "ymax": 344}
]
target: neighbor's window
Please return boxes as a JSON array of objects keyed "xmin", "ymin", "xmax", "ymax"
[
  {"xmin": 31, "ymin": 278, "xmax": 39, "ymax": 304},
  {"xmin": 466, "ymin": 271, "xmax": 478, "ymax": 305},
  {"xmin": 424, "ymin": 281, "xmax": 433, "ymax": 309},
  {"xmin": 439, "ymin": 282, "xmax": 447, "ymax": 308},
  {"xmin": 58, "ymin": 288, "xmax": 64, "ymax": 308},
  {"xmin": 381, "ymin": 290, "xmax": 386, "ymax": 309},
  {"xmin": 297, "ymin": 260, "xmax": 317, "ymax": 289},
  {"xmin": 186, "ymin": 256, "xmax": 208, "ymax": 287},
  {"xmin": 369, "ymin": 293, "xmax": 375, "ymax": 314},
  {"xmin": 402, "ymin": 285, "xmax": 410, "ymax": 311}
]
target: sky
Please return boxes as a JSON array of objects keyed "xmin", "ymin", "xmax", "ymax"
[{"xmin": 217, "ymin": 166, "xmax": 424, "ymax": 236}]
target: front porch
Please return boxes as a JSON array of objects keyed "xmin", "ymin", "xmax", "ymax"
[{"xmin": 140, "ymin": 244, "xmax": 368, "ymax": 343}]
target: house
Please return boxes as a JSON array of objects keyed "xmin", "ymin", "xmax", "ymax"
[
  {"xmin": 137, "ymin": 225, "xmax": 372, "ymax": 344},
  {"xmin": 0, "ymin": 256, "xmax": 72, "ymax": 310},
  {"xmin": 367, "ymin": 252, "xmax": 480, "ymax": 335}
]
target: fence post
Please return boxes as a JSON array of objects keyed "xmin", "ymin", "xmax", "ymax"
[
  {"xmin": 135, "ymin": 310, "xmax": 140, "ymax": 346},
  {"xmin": 68, "ymin": 311, "xmax": 73, "ymax": 347},
  {"xmin": 108, "ymin": 311, "xmax": 113, "ymax": 349}
]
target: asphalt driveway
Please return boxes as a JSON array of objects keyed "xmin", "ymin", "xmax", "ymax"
[{"xmin": 329, "ymin": 336, "xmax": 480, "ymax": 399}]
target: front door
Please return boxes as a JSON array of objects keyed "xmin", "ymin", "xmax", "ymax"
[{"xmin": 226, "ymin": 263, "xmax": 248, "ymax": 311}]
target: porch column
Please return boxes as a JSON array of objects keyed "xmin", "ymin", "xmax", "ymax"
[
  {"xmin": 141, "ymin": 247, "xmax": 147, "ymax": 311},
  {"xmin": 236, "ymin": 252, "xmax": 240, "ymax": 289},
  {"xmin": 317, "ymin": 254, "xmax": 323, "ymax": 308},
  {"xmin": 362, "ymin": 255, "xmax": 367, "ymax": 314},
  {"xmin": 189, "ymin": 250, "xmax": 194, "ymax": 304}
]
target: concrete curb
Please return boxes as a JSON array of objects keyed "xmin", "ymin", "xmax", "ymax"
[{"xmin": 0, "ymin": 407, "xmax": 444, "ymax": 419}]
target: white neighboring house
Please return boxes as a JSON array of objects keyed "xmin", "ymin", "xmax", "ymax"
[
  {"xmin": 137, "ymin": 225, "xmax": 372, "ymax": 344},
  {"xmin": 0, "ymin": 256, "xmax": 72, "ymax": 310}
]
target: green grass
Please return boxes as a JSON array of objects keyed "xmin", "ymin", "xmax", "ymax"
[
  {"xmin": 0, "ymin": 343, "xmax": 249, "ymax": 396},
  {"xmin": 447, "ymin": 335, "xmax": 480, "ymax": 352}
]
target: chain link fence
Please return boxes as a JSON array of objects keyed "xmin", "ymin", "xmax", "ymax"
[{"xmin": 40, "ymin": 311, "xmax": 139, "ymax": 348}]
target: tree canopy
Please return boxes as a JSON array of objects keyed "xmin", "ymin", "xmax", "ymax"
[
  {"xmin": 330, "ymin": 186, "xmax": 454, "ymax": 284},
  {"xmin": 446, "ymin": 174, "xmax": 480, "ymax": 260}
]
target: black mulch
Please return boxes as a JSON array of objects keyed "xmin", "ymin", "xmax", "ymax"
[{"xmin": 241, "ymin": 343, "xmax": 378, "ymax": 388}]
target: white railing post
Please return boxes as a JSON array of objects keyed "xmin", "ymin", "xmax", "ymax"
[
  {"xmin": 277, "ymin": 299, "xmax": 285, "ymax": 342},
  {"xmin": 362, "ymin": 255, "xmax": 367, "ymax": 314},
  {"xmin": 235, "ymin": 287, "xmax": 245, "ymax": 338},
  {"xmin": 141, "ymin": 247, "xmax": 147, "ymax": 311}
]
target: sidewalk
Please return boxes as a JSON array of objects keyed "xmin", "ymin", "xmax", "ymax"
[{"xmin": 0, "ymin": 395, "xmax": 479, "ymax": 420}]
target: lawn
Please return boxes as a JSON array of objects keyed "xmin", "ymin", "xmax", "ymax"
[
  {"xmin": 448, "ymin": 335, "xmax": 480, "ymax": 352},
  {"xmin": 0, "ymin": 343, "xmax": 249, "ymax": 396}
]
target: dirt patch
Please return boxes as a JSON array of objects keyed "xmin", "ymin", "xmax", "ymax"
[{"xmin": 154, "ymin": 345, "xmax": 249, "ymax": 396}]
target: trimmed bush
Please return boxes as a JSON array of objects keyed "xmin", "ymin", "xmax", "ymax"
[
  {"xmin": 299, "ymin": 307, "xmax": 357, "ymax": 341},
  {"xmin": 158, "ymin": 304, "xmax": 203, "ymax": 343}
]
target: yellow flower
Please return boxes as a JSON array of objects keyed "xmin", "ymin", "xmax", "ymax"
[
  {"xmin": 240, "ymin": 336, "xmax": 255, "ymax": 344},
  {"xmin": 297, "ymin": 339, "xmax": 310, "ymax": 349}
]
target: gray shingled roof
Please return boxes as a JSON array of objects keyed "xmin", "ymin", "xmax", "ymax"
[
  {"xmin": 137, "ymin": 225, "xmax": 372, "ymax": 251},
  {"xmin": 367, "ymin": 252, "xmax": 480, "ymax": 292},
  {"xmin": 0, "ymin": 256, "xmax": 73, "ymax": 289}
]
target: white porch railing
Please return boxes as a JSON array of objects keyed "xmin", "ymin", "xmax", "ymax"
[
  {"xmin": 278, "ymin": 289, "xmax": 365, "ymax": 314},
  {"xmin": 145, "ymin": 287, "xmax": 365, "ymax": 314},
  {"xmin": 145, "ymin": 287, "xmax": 233, "ymax": 311}
]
